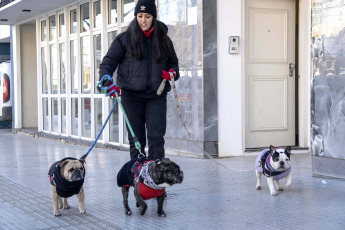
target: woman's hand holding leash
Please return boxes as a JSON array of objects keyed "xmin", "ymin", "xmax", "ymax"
[
  {"xmin": 157, "ymin": 69, "xmax": 176, "ymax": 95},
  {"xmin": 97, "ymin": 75, "xmax": 121, "ymax": 98}
]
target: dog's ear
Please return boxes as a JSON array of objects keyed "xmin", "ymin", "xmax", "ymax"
[
  {"xmin": 59, "ymin": 159, "xmax": 70, "ymax": 168},
  {"xmin": 155, "ymin": 159, "xmax": 162, "ymax": 165},
  {"xmin": 269, "ymin": 145, "xmax": 276, "ymax": 155},
  {"xmin": 285, "ymin": 146, "xmax": 291, "ymax": 158},
  {"xmin": 79, "ymin": 159, "xmax": 86, "ymax": 165}
]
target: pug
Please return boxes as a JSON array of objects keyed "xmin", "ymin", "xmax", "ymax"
[
  {"xmin": 48, "ymin": 157, "xmax": 86, "ymax": 216},
  {"xmin": 255, "ymin": 145, "xmax": 291, "ymax": 196},
  {"xmin": 117, "ymin": 158, "xmax": 184, "ymax": 217}
]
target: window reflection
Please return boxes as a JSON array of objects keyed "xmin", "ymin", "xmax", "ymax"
[
  {"xmin": 109, "ymin": 98, "xmax": 119, "ymax": 143},
  {"xmin": 43, "ymin": 98, "xmax": 49, "ymax": 131},
  {"xmin": 108, "ymin": 31, "xmax": 118, "ymax": 82},
  {"xmin": 70, "ymin": 9, "xmax": 77, "ymax": 34},
  {"xmin": 95, "ymin": 98, "xmax": 103, "ymax": 140},
  {"xmin": 50, "ymin": 44, "xmax": 57, "ymax": 94},
  {"xmin": 61, "ymin": 98, "xmax": 66, "ymax": 134},
  {"xmin": 49, "ymin": 15, "xmax": 56, "ymax": 41},
  {"xmin": 81, "ymin": 36, "xmax": 90, "ymax": 94},
  {"xmin": 59, "ymin": 43, "xmax": 66, "ymax": 94},
  {"xmin": 70, "ymin": 40, "xmax": 78, "ymax": 93},
  {"xmin": 109, "ymin": 0, "xmax": 118, "ymax": 24},
  {"xmin": 82, "ymin": 98, "xmax": 91, "ymax": 138},
  {"xmin": 123, "ymin": 0, "xmax": 134, "ymax": 23},
  {"xmin": 59, "ymin": 14, "xmax": 65, "ymax": 38},
  {"xmin": 52, "ymin": 98, "xmax": 58, "ymax": 132},
  {"xmin": 41, "ymin": 20, "xmax": 46, "ymax": 41},
  {"xmin": 41, "ymin": 47, "xmax": 48, "ymax": 94},
  {"xmin": 93, "ymin": 1, "xmax": 101, "ymax": 28},
  {"xmin": 80, "ymin": 3, "xmax": 90, "ymax": 32},
  {"xmin": 94, "ymin": 34, "xmax": 102, "ymax": 94},
  {"xmin": 71, "ymin": 98, "xmax": 78, "ymax": 136}
]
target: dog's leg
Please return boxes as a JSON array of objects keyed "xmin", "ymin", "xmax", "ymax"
[
  {"xmin": 122, "ymin": 187, "xmax": 132, "ymax": 215},
  {"xmin": 284, "ymin": 171, "xmax": 292, "ymax": 190},
  {"xmin": 62, "ymin": 198, "xmax": 70, "ymax": 209},
  {"xmin": 58, "ymin": 196, "xmax": 63, "ymax": 209},
  {"xmin": 134, "ymin": 183, "xmax": 147, "ymax": 216},
  {"xmin": 51, "ymin": 186, "xmax": 61, "ymax": 216},
  {"xmin": 157, "ymin": 193, "xmax": 166, "ymax": 217},
  {"xmin": 77, "ymin": 187, "xmax": 86, "ymax": 214},
  {"xmin": 267, "ymin": 177, "xmax": 277, "ymax": 196},
  {"xmin": 275, "ymin": 180, "xmax": 283, "ymax": 191},
  {"xmin": 256, "ymin": 171, "xmax": 262, "ymax": 190}
]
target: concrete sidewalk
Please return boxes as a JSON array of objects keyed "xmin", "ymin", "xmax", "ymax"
[{"xmin": 0, "ymin": 129, "xmax": 344, "ymax": 230}]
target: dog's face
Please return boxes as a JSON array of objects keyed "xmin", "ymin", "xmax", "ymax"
[
  {"xmin": 148, "ymin": 158, "xmax": 184, "ymax": 187},
  {"xmin": 269, "ymin": 145, "xmax": 291, "ymax": 171},
  {"xmin": 59, "ymin": 159, "xmax": 85, "ymax": 182}
]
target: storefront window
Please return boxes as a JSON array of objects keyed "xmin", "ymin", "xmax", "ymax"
[
  {"xmin": 94, "ymin": 34, "xmax": 102, "ymax": 94},
  {"xmin": 108, "ymin": 0, "xmax": 118, "ymax": 24},
  {"xmin": 80, "ymin": 3, "xmax": 90, "ymax": 32},
  {"xmin": 61, "ymin": 98, "xmax": 66, "ymax": 134},
  {"xmin": 95, "ymin": 98, "xmax": 103, "ymax": 140},
  {"xmin": 70, "ymin": 40, "xmax": 78, "ymax": 94},
  {"xmin": 41, "ymin": 20, "xmax": 46, "ymax": 41},
  {"xmin": 52, "ymin": 98, "xmax": 58, "ymax": 132},
  {"xmin": 93, "ymin": 0, "xmax": 101, "ymax": 28},
  {"xmin": 43, "ymin": 98, "xmax": 49, "ymax": 131},
  {"xmin": 123, "ymin": 0, "xmax": 134, "ymax": 23},
  {"xmin": 41, "ymin": 47, "xmax": 48, "ymax": 94},
  {"xmin": 109, "ymin": 99, "xmax": 119, "ymax": 142},
  {"xmin": 108, "ymin": 31, "xmax": 118, "ymax": 82},
  {"xmin": 59, "ymin": 14, "xmax": 65, "ymax": 38},
  {"xmin": 49, "ymin": 15, "xmax": 56, "ymax": 41},
  {"xmin": 59, "ymin": 43, "xmax": 66, "ymax": 94},
  {"xmin": 70, "ymin": 9, "xmax": 77, "ymax": 34},
  {"xmin": 82, "ymin": 98, "xmax": 91, "ymax": 138},
  {"xmin": 71, "ymin": 98, "xmax": 78, "ymax": 136},
  {"xmin": 50, "ymin": 44, "xmax": 57, "ymax": 94},
  {"xmin": 81, "ymin": 36, "xmax": 90, "ymax": 94}
]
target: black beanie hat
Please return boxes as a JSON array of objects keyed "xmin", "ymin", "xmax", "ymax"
[{"xmin": 134, "ymin": 0, "xmax": 157, "ymax": 18}]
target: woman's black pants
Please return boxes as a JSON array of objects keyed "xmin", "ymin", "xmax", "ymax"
[{"xmin": 121, "ymin": 91, "xmax": 167, "ymax": 160}]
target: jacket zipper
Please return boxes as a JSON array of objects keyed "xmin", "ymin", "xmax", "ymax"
[{"xmin": 147, "ymin": 38, "xmax": 152, "ymax": 91}]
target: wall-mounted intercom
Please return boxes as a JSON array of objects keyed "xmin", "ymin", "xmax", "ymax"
[{"xmin": 229, "ymin": 36, "xmax": 239, "ymax": 54}]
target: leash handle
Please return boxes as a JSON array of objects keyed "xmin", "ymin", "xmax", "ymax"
[{"xmin": 157, "ymin": 79, "xmax": 167, "ymax": 95}]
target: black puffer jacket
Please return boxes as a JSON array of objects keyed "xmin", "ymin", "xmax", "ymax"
[{"xmin": 99, "ymin": 27, "xmax": 179, "ymax": 94}]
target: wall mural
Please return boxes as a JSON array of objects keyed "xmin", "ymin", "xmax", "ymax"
[{"xmin": 311, "ymin": 0, "xmax": 345, "ymax": 159}]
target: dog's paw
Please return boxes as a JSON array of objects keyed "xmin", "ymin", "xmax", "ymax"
[
  {"xmin": 284, "ymin": 184, "xmax": 290, "ymax": 190},
  {"xmin": 157, "ymin": 210, "xmax": 166, "ymax": 217},
  {"xmin": 54, "ymin": 211, "xmax": 61, "ymax": 217},
  {"xmin": 139, "ymin": 204, "xmax": 147, "ymax": 216},
  {"xmin": 63, "ymin": 204, "xmax": 70, "ymax": 209},
  {"xmin": 80, "ymin": 209, "xmax": 86, "ymax": 214},
  {"xmin": 256, "ymin": 186, "xmax": 262, "ymax": 190},
  {"xmin": 136, "ymin": 202, "xmax": 140, "ymax": 210},
  {"xmin": 277, "ymin": 187, "xmax": 283, "ymax": 191},
  {"xmin": 125, "ymin": 210, "xmax": 132, "ymax": 215},
  {"xmin": 270, "ymin": 190, "xmax": 278, "ymax": 196}
]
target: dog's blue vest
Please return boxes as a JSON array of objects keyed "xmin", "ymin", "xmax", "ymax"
[{"xmin": 255, "ymin": 149, "xmax": 291, "ymax": 180}]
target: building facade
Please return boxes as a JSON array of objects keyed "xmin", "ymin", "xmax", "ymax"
[{"xmin": 7, "ymin": 0, "xmax": 345, "ymax": 179}]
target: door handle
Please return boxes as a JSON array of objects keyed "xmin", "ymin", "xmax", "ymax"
[{"xmin": 289, "ymin": 63, "xmax": 295, "ymax": 77}]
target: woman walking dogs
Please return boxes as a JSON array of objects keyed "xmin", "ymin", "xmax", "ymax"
[{"xmin": 98, "ymin": 0, "xmax": 180, "ymax": 160}]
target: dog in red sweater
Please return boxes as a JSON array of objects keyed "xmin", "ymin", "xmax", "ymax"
[{"xmin": 117, "ymin": 158, "xmax": 183, "ymax": 217}]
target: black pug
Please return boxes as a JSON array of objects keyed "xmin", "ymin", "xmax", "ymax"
[{"xmin": 117, "ymin": 158, "xmax": 183, "ymax": 217}]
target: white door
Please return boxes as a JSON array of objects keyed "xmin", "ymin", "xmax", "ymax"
[{"xmin": 245, "ymin": 0, "xmax": 295, "ymax": 148}]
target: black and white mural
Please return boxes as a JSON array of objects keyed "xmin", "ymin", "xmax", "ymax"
[{"xmin": 311, "ymin": 0, "xmax": 345, "ymax": 159}]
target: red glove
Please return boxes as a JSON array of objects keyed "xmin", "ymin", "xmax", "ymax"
[
  {"xmin": 107, "ymin": 83, "xmax": 121, "ymax": 97},
  {"xmin": 161, "ymin": 69, "xmax": 176, "ymax": 81}
]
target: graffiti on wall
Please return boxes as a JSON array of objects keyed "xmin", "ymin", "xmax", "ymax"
[{"xmin": 311, "ymin": 0, "xmax": 345, "ymax": 159}]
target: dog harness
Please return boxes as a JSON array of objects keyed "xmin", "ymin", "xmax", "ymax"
[
  {"xmin": 48, "ymin": 157, "xmax": 85, "ymax": 198},
  {"xmin": 255, "ymin": 149, "xmax": 291, "ymax": 180},
  {"xmin": 117, "ymin": 159, "xmax": 165, "ymax": 200}
]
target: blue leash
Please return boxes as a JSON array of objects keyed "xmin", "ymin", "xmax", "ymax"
[{"xmin": 80, "ymin": 98, "xmax": 117, "ymax": 160}]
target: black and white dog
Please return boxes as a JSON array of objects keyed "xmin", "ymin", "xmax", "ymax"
[{"xmin": 255, "ymin": 145, "xmax": 291, "ymax": 196}]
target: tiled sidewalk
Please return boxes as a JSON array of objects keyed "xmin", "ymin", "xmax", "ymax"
[{"xmin": 0, "ymin": 129, "xmax": 344, "ymax": 230}]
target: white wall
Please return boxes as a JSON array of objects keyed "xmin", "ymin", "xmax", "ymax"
[{"xmin": 217, "ymin": 0, "xmax": 244, "ymax": 156}]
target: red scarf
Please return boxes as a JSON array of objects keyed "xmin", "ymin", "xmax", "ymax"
[{"xmin": 142, "ymin": 27, "xmax": 154, "ymax": 38}]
